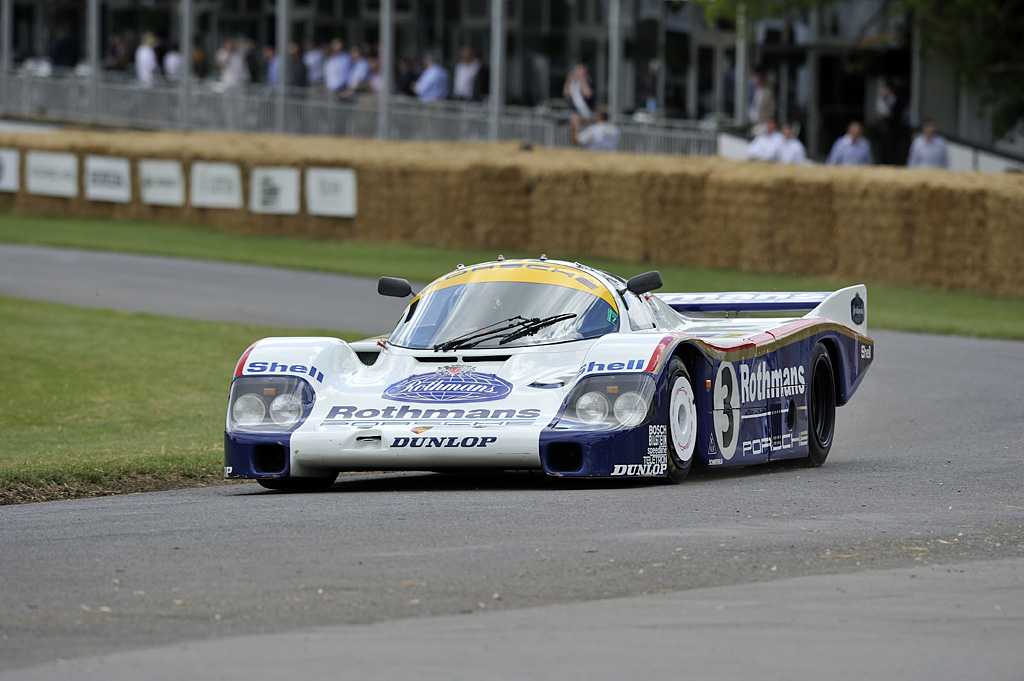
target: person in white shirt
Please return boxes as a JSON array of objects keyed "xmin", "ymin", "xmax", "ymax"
[
  {"xmin": 162, "ymin": 42, "xmax": 182, "ymax": 82},
  {"xmin": 778, "ymin": 123, "xmax": 808, "ymax": 165},
  {"xmin": 217, "ymin": 37, "xmax": 250, "ymax": 89},
  {"xmin": 571, "ymin": 107, "xmax": 620, "ymax": 152},
  {"xmin": 303, "ymin": 39, "xmax": 324, "ymax": 86},
  {"xmin": 746, "ymin": 119, "xmax": 785, "ymax": 162},
  {"xmin": 452, "ymin": 45, "xmax": 482, "ymax": 101},
  {"xmin": 135, "ymin": 33, "xmax": 159, "ymax": 87},
  {"xmin": 907, "ymin": 120, "xmax": 950, "ymax": 169}
]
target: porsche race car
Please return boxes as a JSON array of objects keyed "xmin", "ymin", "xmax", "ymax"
[{"xmin": 225, "ymin": 258, "xmax": 873, "ymax": 490}]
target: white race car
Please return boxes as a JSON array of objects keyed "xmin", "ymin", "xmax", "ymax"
[{"xmin": 225, "ymin": 258, "xmax": 873, "ymax": 490}]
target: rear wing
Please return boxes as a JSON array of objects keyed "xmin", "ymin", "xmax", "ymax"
[{"xmin": 657, "ymin": 286, "xmax": 868, "ymax": 333}]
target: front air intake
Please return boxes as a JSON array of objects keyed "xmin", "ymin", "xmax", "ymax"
[
  {"xmin": 544, "ymin": 442, "xmax": 583, "ymax": 473},
  {"xmin": 255, "ymin": 443, "xmax": 287, "ymax": 474}
]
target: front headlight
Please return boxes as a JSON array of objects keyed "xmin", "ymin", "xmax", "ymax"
[
  {"xmin": 270, "ymin": 393, "xmax": 304, "ymax": 427},
  {"xmin": 575, "ymin": 391, "xmax": 610, "ymax": 424},
  {"xmin": 561, "ymin": 374, "xmax": 656, "ymax": 429},
  {"xmin": 612, "ymin": 391, "xmax": 649, "ymax": 428},
  {"xmin": 233, "ymin": 393, "xmax": 267, "ymax": 426},
  {"xmin": 227, "ymin": 376, "xmax": 314, "ymax": 432}
]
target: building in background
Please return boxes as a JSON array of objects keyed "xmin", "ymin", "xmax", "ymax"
[{"xmin": 2, "ymin": 0, "xmax": 1019, "ymax": 160}]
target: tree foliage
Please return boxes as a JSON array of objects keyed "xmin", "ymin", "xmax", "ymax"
[{"xmin": 690, "ymin": 0, "xmax": 1024, "ymax": 139}]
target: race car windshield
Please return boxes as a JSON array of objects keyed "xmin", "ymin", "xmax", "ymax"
[{"xmin": 389, "ymin": 281, "xmax": 620, "ymax": 350}]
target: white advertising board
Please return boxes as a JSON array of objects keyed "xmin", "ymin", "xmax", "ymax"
[
  {"xmin": 0, "ymin": 148, "xmax": 19, "ymax": 193},
  {"xmin": 26, "ymin": 150, "xmax": 77, "ymax": 198},
  {"xmin": 85, "ymin": 155, "xmax": 132, "ymax": 203},
  {"xmin": 191, "ymin": 162, "xmax": 243, "ymax": 209},
  {"xmin": 138, "ymin": 159, "xmax": 186, "ymax": 206},
  {"xmin": 250, "ymin": 166, "xmax": 300, "ymax": 215},
  {"xmin": 306, "ymin": 167, "xmax": 357, "ymax": 217}
]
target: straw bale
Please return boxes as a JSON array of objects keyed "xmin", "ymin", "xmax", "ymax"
[
  {"xmin": 524, "ymin": 165, "xmax": 593, "ymax": 258},
  {"xmin": 698, "ymin": 162, "xmax": 781, "ymax": 271},
  {"xmin": 465, "ymin": 161, "xmax": 531, "ymax": 250},
  {"xmin": 640, "ymin": 162, "xmax": 712, "ymax": 266},
  {"xmin": 765, "ymin": 165, "xmax": 836, "ymax": 275},
  {"xmin": 983, "ymin": 176, "xmax": 1024, "ymax": 296},
  {"xmin": 909, "ymin": 172, "xmax": 991, "ymax": 292},
  {"xmin": 830, "ymin": 167, "xmax": 918, "ymax": 284},
  {"xmin": 2, "ymin": 128, "xmax": 1022, "ymax": 296}
]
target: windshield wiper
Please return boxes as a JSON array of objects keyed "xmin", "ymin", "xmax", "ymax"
[
  {"xmin": 498, "ymin": 313, "xmax": 578, "ymax": 345},
  {"xmin": 433, "ymin": 316, "xmax": 528, "ymax": 353}
]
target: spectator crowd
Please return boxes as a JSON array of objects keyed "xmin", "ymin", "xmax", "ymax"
[
  {"xmin": 91, "ymin": 29, "xmax": 496, "ymax": 108},
  {"xmin": 744, "ymin": 72, "xmax": 950, "ymax": 169}
]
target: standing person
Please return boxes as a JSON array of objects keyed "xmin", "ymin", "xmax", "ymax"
[
  {"xmin": 263, "ymin": 45, "xmax": 279, "ymax": 89},
  {"xmin": 303, "ymin": 38, "xmax": 324, "ymax": 87},
  {"xmin": 162, "ymin": 42, "xmax": 182, "ymax": 82},
  {"xmin": 285, "ymin": 41, "xmax": 308, "ymax": 88},
  {"xmin": 414, "ymin": 51, "xmax": 450, "ymax": 103},
  {"xmin": 105, "ymin": 34, "xmax": 129, "ymax": 71},
  {"xmin": 216, "ymin": 37, "xmax": 249, "ymax": 89},
  {"xmin": 563, "ymin": 63, "xmax": 594, "ymax": 119},
  {"xmin": 397, "ymin": 55, "xmax": 421, "ymax": 96},
  {"xmin": 778, "ymin": 122, "xmax": 808, "ymax": 165},
  {"xmin": 243, "ymin": 38, "xmax": 262, "ymax": 83},
  {"xmin": 571, "ymin": 106, "xmax": 620, "ymax": 152},
  {"xmin": 746, "ymin": 119, "xmax": 785, "ymax": 162},
  {"xmin": 452, "ymin": 45, "xmax": 485, "ymax": 102},
  {"xmin": 907, "ymin": 120, "xmax": 950, "ymax": 169},
  {"xmin": 135, "ymin": 33, "xmax": 159, "ymax": 87},
  {"xmin": 747, "ymin": 71, "xmax": 776, "ymax": 134},
  {"xmin": 826, "ymin": 121, "xmax": 874, "ymax": 166},
  {"xmin": 49, "ymin": 26, "xmax": 79, "ymax": 70},
  {"xmin": 875, "ymin": 81, "xmax": 906, "ymax": 165},
  {"xmin": 323, "ymin": 39, "xmax": 350, "ymax": 94},
  {"xmin": 338, "ymin": 45, "xmax": 370, "ymax": 99}
]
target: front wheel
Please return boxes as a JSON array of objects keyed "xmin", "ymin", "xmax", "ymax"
[
  {"xmin": 257, "ymin": 474, "xmax": 339, "ymax": 492},
  {"xmin": 805, "ymin": 344, "xmax": 836, "ymax": 467},
  {"xmin": 664, "ymin": 358, "xmax": 698, "ymax": 484}
]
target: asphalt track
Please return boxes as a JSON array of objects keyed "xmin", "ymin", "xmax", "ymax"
[{"xmin": 1, "ymin": 245, "xmax": 1023, "ymax": 679}]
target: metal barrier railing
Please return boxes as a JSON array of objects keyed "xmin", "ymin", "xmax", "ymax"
[{"xmin": 0, "ymin": 70, "xmax": 717, "ymax": 156}]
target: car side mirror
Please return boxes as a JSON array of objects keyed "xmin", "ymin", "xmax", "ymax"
[
  {"xmin": 626, "ymin": 271, "xmax": 663, "ymax": 295},
  {"xmin": 378, "ymin": 276, "xmax": 413, "ymax": 298}
]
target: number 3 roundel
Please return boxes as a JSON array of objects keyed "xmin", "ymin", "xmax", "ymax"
[{"xmin": 713, "ymin": 361, "xmax": 740, "ymax": 460}]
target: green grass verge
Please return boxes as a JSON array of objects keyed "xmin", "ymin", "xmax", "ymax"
[
  {"xmin": 0, "ymin": 295, "xmax": 358, "ymax": 502},
  {"xmin": 3, "ymin": 212, "xmax": 1024, "ymax": 340}
]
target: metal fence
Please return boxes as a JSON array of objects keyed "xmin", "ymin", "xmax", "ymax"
[{"xmin": 0, "ymin": 70, "xmax": 718, "ymax": 156}]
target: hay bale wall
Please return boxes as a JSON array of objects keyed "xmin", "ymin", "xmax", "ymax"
[{"xmin": 1, "ymin": 129, "xmax": 1022, "ymax": 296}]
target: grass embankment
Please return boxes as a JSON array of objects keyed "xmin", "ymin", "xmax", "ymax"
[
  {"xmin": 3, "ymin": 212, "xmax": 1024, "ymax": 339},
  {"xmin": 0, "ymin": 296, "xmax": 357, "ymax": 504}
]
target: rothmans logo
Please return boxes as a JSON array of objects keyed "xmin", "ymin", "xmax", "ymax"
[{"xmin": 382, "ymin": 365, "xmax": 513, "ymax": 404}]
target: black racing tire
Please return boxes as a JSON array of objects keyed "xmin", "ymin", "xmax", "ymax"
[
  {"xmin": 805, "ymin": 343, "xmax": 837, "ymax": 467},
  {"xmin": 257, "ymin": 474, "xmax": 339, "ymax": 492},
  {"xmin": 664, "ymin": 357, "xmax": 698, "ymax": 484}
]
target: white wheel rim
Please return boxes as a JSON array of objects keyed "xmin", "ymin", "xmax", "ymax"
[{"xmin": 669, "ymin": 376, "xmax": 696, "ymax": 464}]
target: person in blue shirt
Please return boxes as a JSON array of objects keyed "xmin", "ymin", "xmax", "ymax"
[
  {"xmin": 414, "ymin": 51, "xmax": 450, "ymax": 103},
  {"xmin": 907, "ymin": 120, "xmax": 950, "ymax": 169},
  {"xmin": 339, "ymin": 45, "xmax": 370, "ymax": 98},
  {"xmin": 827, "ymin": 121, "xmax": 874, "ymax": 166},
  {"xmin": 263, "ymin": 45, "xmax": 279, "ymax": 89}
]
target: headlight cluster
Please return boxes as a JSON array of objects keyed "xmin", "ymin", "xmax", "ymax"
[
  {"xmin": 227, "ymin": 376, "xmax": 314, "ymax": 431},
  {"xmin": 563, "ymin": 374, "xmax": 656, "ymax": 429}
]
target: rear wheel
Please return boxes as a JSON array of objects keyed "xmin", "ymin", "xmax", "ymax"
[
  {"xmin": 665, "ymin": 358, "xmax": 697, "ymax": 484},
  {"xmin": 257, "ymin": 474, "xmax": 338, "ymax": 492},
  {"xmin": 805, "ymin": 344, "xmax": 836, "ymax": 467}
]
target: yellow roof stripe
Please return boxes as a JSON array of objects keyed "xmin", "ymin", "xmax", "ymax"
[{"xmin": 416, "ymin": 261, "xmax": 618, "ymax": 311}]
